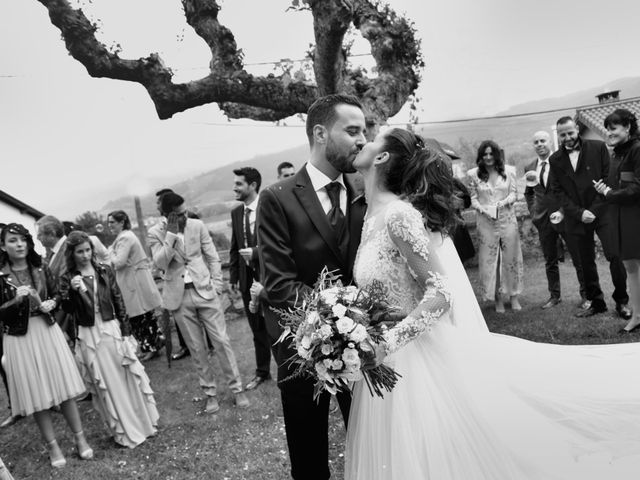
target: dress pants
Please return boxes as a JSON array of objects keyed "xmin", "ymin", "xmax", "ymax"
[
  {"xmin": 536, "ymin": 222, "xmax": 586, "ymax": 299},
  {"xmin": 241, "ymin": 289, "xmax": 272, "ymax": 379},
  {"xmin": 172, "ymin": 287, "xmax": 242, "ymax": 397},
  {"xmin": 273, "ymin": 339, "xmax": 351, "ymax": 480},
  {"xmin": 568, "ymin": 221, "xmax": 628, "ymax": 306}
]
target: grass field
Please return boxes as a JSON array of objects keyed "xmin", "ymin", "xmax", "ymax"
[{"xmin": 1, "ymin": 255, "xmax": 638, "ymax": 479}]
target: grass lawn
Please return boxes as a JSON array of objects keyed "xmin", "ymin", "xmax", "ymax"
[{"xmin": 1, "ymin": 255, "xmax": 638, "ymax": 479}]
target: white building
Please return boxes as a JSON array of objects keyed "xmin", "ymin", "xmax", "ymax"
[{"xmin": 0, "ymin": 189, "xmax": 45, "ymax": 250}]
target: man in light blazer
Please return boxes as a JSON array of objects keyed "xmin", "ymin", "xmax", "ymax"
[
  {"xmin": 524, "ymin": 131, "xmax": 586, "ymax": 309},
  {"xmin": 148, "ymin": 192, "xmax": 249, "ymax": 414}
]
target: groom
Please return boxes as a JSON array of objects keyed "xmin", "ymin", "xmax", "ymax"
[{"xmin": 256, "ymin": 94, "xmax": 367, "ymax": 480}]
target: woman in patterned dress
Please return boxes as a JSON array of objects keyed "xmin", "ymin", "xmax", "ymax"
[{"xmin": 467, "ymin": 140, "xmax": 524, "ymax": 312}]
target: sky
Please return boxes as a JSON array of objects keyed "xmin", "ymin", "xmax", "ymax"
[{"xmin": 2, "ymin": 0, "xmax": 640, "ymax": 218}]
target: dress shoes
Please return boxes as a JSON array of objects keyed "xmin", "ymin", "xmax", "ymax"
[
  {"xmin": 245, "ymin": 375, "xmax": 270, "ymax": 391},
  {"xmin": 205, "ymin": 396, "xmax": 220, "ymax": 414},
  {"xmin": 0, "ymin": 413, "xmax": 22, "ymax": 428},
  {"xmin": 577, "ymin": 299, "xmax": 591, "ymax": 310},
  {"xmin": 234, "ymin": 392, "xmax": 250, "ymax": 409},
  {"xmin": 575, "ymin": 301, "xmax": 607, "ymax": 318},
  {"xmin": 541, "ymin": 298, "xmax": 561, "ymax": 309},
  {"xmin": 616, "ymin": 303, "xmax": 633, "ymax": 320},
  {"xmin": 171, "ymin": 347, "xmax": 190, "ymax": 361}
]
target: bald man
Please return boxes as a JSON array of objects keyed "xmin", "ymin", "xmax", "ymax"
[{"xmin": 524, "ymin": 131, "xmax": 586, "ymax": 309}]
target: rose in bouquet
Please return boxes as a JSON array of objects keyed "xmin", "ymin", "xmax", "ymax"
[{"xmin": 275, "ymin": 268, "xmax": 401, "ymax": 400}]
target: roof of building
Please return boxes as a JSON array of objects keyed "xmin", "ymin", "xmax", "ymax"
[
  {"xmin": 576, "ymin": 96, "xmax": 640, "ymax": 140},
  {"xmin": 0, "ymin": 190, "xmax": 45, "ymax": 219}
]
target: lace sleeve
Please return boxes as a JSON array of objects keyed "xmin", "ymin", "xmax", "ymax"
[{"xmin": 382, "ymin": 204, "xmax": 451, "ymax": 354}]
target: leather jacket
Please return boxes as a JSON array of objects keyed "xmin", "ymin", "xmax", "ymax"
[
  {"xmin": 0, "ymin": 264, "xmax": 59, "ymax": 336},
  {"xmin": 60, "ymin": 263, "xmax": 131, "ymax": 336}
]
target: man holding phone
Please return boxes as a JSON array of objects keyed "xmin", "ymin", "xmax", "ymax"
[{"xmin": 549, "ymin": 117, "xmax": 630, "ymax": 319}]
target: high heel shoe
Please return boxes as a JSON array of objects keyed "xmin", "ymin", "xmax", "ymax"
[
  {"xmin": 47, "ymin": 439, "xmax": 66, "ymax": 468},
  {"xmin": 73, "ymin": 431, "xmax": 94, "ymax": 460}
]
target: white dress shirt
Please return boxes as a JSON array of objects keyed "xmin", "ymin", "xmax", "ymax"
[
  {"xmin": 305, "ymin": 162, "xmax": 347, "ymax": 215},
  {"xmin": 536, "ymin": 157, "xmax": 550, "ymax": 187},
  {"xmin": 568, "ymin": 150, "xmax": 580, "ymax": 172},
  {"xmin": 244, "ymin": 196, "xmax": 259, "ymax": 236}
]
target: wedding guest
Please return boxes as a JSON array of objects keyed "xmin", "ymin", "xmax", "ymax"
[
  {"xmin": 229, "ymin": 168, "xmax": 272, "ymax": 390},
  {"xmin": 0, "ymin": 223, "xmax": 92, "ymax": 468},
  {"xmin": 60, "ymin": 231, "xmax": 159, "ymax": 447},
  {"xmin": 0, "ymin": 222, "xmax": 20, "ymax": 430},
  {"xmin": 468, "ymin": 140, "xmax": 524, "ymax": 312},
  {"xmin": 154, "ymin": 188, "xmax": 201, "ymax": 361},
  {"xmin": 62, "ymin": 221, "xmax": 110, "ymax": 264},
  {"xmin": 593, "ymin": 109, "xmax": 640, "ymax": 331},
  {"xmin": 107, "ymin": 210, "xmax": 163, "ymax": 362},
  {"xmin": 148, "ymin": 192, "xmax": 249, "ymax": 414},
  {"xmin": 36, "ymin": 215, "xmax": 75, "ymax": 342},
  {"xmin": 549, "ymin": 117, "xmax": 630, "ymax": 319},
  {"xmin": 277, "ymin": 162, "xmax": 296, "ymax": 180},
  {"xmin": 524, "ymin": 131, "xmax": 587, "ymax": 309}
]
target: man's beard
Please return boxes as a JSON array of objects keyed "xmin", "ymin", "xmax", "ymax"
[{"xmin": 326, "ymin": 137, "xmax": 357, "ymax": 174}]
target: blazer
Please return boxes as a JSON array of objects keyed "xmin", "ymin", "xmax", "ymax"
[
  {"xmin": 524, "ymin": 158, "xmax": 561, "ymax": 228},
  {"xmin": 109, "ymin": 229, "xmax": 162, "ymax": 317},
  {"xmin": 605, "ymin": 137, "xmax": 640, "ymax": 259},
  {"xmin": 549, "ymin": 139, "xmax": 610, "ymax": 234},
  {"xmin": 148, "ymin": 217, "xmax": 224, "ymax": 311},
  {"xmin": 256, "ymin": 165, "xmax": 366, "ymax": 339},
  {"xmin": 0, "ymin": 263, "xmax": 59, "ymax": 336},
  {"xmin": 229, "ymin": 203, "xmax": 260, "ymax": 293},
  {"xmin": 60, "ymin": 263, "xmax": 131, "ymax": 335}
]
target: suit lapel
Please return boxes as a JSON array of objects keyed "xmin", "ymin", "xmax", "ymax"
[{"xmin": 293, "ymin": 168, "xmax": 343, "ymax": 262}]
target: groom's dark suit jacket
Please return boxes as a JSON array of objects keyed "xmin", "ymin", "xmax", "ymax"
[{"xmin": 256, "ymin": 165, "xmax": 366, "ymax": 371}]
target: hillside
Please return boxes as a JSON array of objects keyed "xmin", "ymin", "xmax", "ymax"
[
  {"xmin": 497, "ymin": 76, "xmax": 640, "ymax": 116},
  {"xmin": 100, "ymin": 76, "xmax": 640, "ymax": 219},
  {"xmin": 418, "ymin": 76, "xmax": 640, "ymax": 173},
  {"xmin": 101, "ymin": 144, "xmax": 308, "ymax": 218}
]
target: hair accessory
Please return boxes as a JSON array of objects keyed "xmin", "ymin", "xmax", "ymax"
[{"xmin": 5, "ymin": 223, "xmax": 29, "ymax": 236}]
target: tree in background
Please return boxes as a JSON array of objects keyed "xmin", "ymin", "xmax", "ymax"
[
  {"xmin": 34, "ymin": 0, "xmax": 423, "ymax": 125},
  {"xmin": 75, "ymin": 210, "xmax": 116, "ymax": 245}
]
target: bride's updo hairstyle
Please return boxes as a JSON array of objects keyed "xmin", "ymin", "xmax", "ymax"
[{"xmin": 378, "ymin": 128, "xmax": 460, "ymax": 233}]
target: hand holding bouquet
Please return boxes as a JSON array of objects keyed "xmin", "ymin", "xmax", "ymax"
[{"xmin": 276, "ymin": 268, "xmax": 401, "ymax": 400}]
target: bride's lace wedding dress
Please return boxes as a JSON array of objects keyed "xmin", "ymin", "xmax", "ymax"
[{"xmin": 345, "ymin": 199, "xmax": 640, "ymax": 480}]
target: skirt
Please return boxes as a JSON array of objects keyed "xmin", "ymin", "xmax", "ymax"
[
  {"xmin": 76, "ymin": 313, "xmax": 159, "ymax": 448},
  {"xmin": 2, "ymin": 316, "xmax": 85, "ymax": 417}
]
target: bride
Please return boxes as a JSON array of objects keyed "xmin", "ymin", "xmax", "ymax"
[{"xmin": 345, "ymin": 128, "xmax": 640, "ymax": 479}]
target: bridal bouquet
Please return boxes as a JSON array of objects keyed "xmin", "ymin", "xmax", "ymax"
[{"xmin": 276, "ymin": 268, "xmax": 401, "ymax": 400}]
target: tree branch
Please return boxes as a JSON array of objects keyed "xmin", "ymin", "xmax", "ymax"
[
  {"xmin": 36, "ymin": 0, "xmax": 317, "ymax": 119},
  {"xmin": 35, "ymin": 0, "xmax": 422, "ymax": 122},
  {"xmin": 349, "ymin": 0, "xmax": 424, "ymax": 121},
  {"xmin": 308, "ymin": 0, "xmax": 352, "ymax": 95}
]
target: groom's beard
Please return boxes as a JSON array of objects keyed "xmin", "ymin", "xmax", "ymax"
[{"xmin": 326, "ymin": 137, "xmax": 358, "ymax": 174}]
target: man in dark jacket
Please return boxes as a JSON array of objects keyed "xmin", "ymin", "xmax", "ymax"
[
  {"xmin": 524, "ymin": 130, "xmax": 586, "ymax": 309},
  {"xmin": 549, "ymin": 117, "xmax": 630, "ymax": 318}
]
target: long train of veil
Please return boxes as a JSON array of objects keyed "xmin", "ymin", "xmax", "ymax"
[{"xmin": 435, "ymin": 233, "xmax": 640, "ymax": 477}]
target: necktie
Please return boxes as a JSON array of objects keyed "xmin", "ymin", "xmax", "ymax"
[
  {"xmin": 539, "ymin": 161, "xmax": 547, "ymax": 189},
  {"xmin": 325, "ymin": 181, "xmax": 347, "ymax": 254},
  {"xmin": 244, "ymin": 207, "xmax": 254, "ymax": 248},
  {"xmin": 45, "ymin": 248, "xmax": 54, "ymax": 264}
]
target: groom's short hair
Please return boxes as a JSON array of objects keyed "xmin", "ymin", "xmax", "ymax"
[{"xmin": 306, "ymin": 94, "xmax": 363, "ymax": 146}]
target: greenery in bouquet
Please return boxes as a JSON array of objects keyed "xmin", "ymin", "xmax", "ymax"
[{"xmin": 275, "ymin": 268, "xmax": 401, "ymax": 400}]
